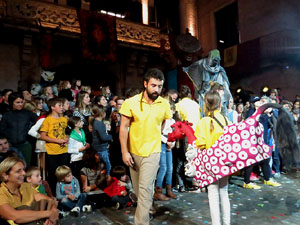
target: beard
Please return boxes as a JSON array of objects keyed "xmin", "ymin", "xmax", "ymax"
[{"xmin": 146, "ymin": 89, "xmax": 159, "ymax": 101}]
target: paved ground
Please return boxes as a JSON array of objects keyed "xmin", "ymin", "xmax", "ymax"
[{"xmin": 59, "ymin": 172, "xmax": 300, "ymax": 225}]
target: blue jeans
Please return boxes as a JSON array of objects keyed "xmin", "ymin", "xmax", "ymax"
[
  {"xmin": 98, "ymin": 150, "xmax": 111, "ymax": 175},
  {"xmin": 272, "ymin": 146, "xmax": 280, "ymax": 173},
  {"xmin": 60, "ymin": 193, "xmax": 87, "ymax": 211},
  {"xmin": 156, "ymin": 143, "xmax": 173, "ymax": 187}
]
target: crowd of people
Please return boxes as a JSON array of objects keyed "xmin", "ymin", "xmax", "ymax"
[{"xmin": 0, "ymin": 70, "xmax": 299, "ymax": 225}]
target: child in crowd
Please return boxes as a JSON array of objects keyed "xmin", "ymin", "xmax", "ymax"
[
  {"xmin": 71, "ymin": 79, "xmax": 81, "ymax": 101},
  {"xmin": 0, "ymin": 136, "xmax": 24, "ymax": 163},
  {"xmin": 97, "ymin": 165, "xmax": 136, "ymax": 209},
  {"xmin": 81, "ymin": 86, "xmax": 91, "ymax": 95},
  {"xmin": 90, "ymin": 105, "xmax": 112, "ymax": 176},
  {"xmin": 194, "ymin": 91, "xmax": 230, "ymax": 225},
  {"xmin": 40, "ymin": 98, "xmax": 69, "ymax": 193},
  {"xmin": 55, "ymin": 165, "xmax": 91, "ymax": 215},
  {"xmin": 103, "ymin": 120, "xmax": 111, "ymax": 133},
  {"xmin": 25, "ymin": 166, "xmax": 53, "ymax": 197},
  {"xmin": 80, "ymin": 149, "xmax": 109, "ymax": 209},
  {"xmin": 67, "ymin": 116, "xmax": 90, "ymax": 182},
  {"xmin": 58, "ymin": 80, "xmax": 74, "ymax": 102}
]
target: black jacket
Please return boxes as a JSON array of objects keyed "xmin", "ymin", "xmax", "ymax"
[{"xmin": 0, "ymin": 109, "xmax": 37, "ymax": 146}]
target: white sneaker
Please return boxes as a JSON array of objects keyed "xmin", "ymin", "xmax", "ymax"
[
  {"xmin": 82, "ymin": 205, "xmax": 92, "ymax": 212},
  {"xmin": 70, "ymin": 206, "xmax": 80, "ymax": 217},
  {"xmin": 71, "ymin": 206, "xmax": 80, "ymax": 212}
]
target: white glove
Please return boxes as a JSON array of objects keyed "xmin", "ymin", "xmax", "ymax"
[
  {"xmin": 185, "ymin": 146, "xmax": 197, "ymax": 161},
  {"xmin": 185, "ymin": 161, "xmax": 196, "ymax": 177}
]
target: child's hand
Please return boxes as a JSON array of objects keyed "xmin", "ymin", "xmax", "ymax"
[
  {"xmin": 121, "ymin": 190, "xmax": 127, "ymax": 196},
  {"xmin": 85, "ymin": 143, "xmax": 90, "ymax": 149},
  {"xmin": 83, "ymin": 186, "xmax": 91, "ymax": 193},
  {"xmin": 167, "ymin": 141, "xmax": 175, "ymax": 149},
  {"xmin": 57, "ymin": 139, "xmax": 67, "ymax": 145},
  {"xmin": 118, "ymin": 181, "xmax": 126, "ymax": 187},
  {"xmin": 48, "ymin": 204, "xmax": 59, "ymax": 224},
  {"xmin": 68, "ymin": 194, "xmax": 75, "ymax": 200}
]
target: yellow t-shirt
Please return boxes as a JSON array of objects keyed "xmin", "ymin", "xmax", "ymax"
[
  {"xmin": 40, "ymin": 116, "xmax": 68, "ymax": 155},
  {"xmin": 194, "ymin": 110, "xmax": 230, "ymax": 149},
  {"xmin": 175, "ymin": 97, "xmax": 201, "ymax": 130},
  {"xmin": 119, "ymin": 92, "xmax": 172, "ymax": 157},
  {"xmin": 0, "ymin": 182, "xmax": 38, "ymax": 208}
]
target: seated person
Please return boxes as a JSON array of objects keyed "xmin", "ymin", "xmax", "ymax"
[
  {"xmin": 25, "ymin": 166, "xmax": 53, "ymax": 197},
  {"xmin": 97, "ymin": 165, "xmax": 136, "ymax": 209},
  {"xmin": 55, "ymin": 165, "xmax": 91, "ymax": 214},
  {"xmin": 80, "ymin": 149, "xmax": 109, "ymax": 208},
  {"xmin": 0, "ymin": 157, "xmax": 58, "ymax": 225}
]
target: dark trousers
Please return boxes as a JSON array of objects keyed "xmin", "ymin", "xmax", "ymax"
[
  {"xmin": 111, "ymin": 194, "xmax": 130, "ymax": 208},
  {"xmin": 272, "ymin": 146, "xmax": 281, "ymax": 173},
  {"xmin": 244, "ymin": 158, "xmax": 271, "ymax": 184},
  {"xmin": 46, "ymin": 153, "xmax": 69, "ymax": 194},
  {"xmin": 88, "ymin": 193, "xmax": 112, "ymax": 209}
]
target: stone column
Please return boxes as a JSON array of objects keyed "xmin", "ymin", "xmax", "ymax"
[{"xmin": 179, "ymin": 0, "xmax": 198, "ymax": 38}]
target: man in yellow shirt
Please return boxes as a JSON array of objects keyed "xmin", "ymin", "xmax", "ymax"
[{"xmin": 119, "ymin": 68, "xmax": 171, "ymax": 225}]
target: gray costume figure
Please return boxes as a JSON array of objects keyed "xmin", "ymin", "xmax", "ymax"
[{"xmin": 183, "ymin": 49, "xmax": 232, "ymax": 117}]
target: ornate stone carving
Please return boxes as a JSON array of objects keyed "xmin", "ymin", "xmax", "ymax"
[
  {"xmin": 116, "ymin": 19, "xmax": 170, "ymax": 49},
  {"xmin": 1, "ymin": 0, "xmax": 170, "ymax": 48},
  {"xmin": 5, "ymin": 0, "xmax": 80, "ymax": 33}
]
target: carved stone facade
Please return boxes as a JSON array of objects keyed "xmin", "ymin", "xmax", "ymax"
[
  {"xmin": 0, "ymin": 0, "xmax": 169, "ymax": 48},
  {"xmin": 2, "ymin": 0, "xmax": 80, "ymax": 33},
  {"xmin": 116, "ymin": 19, "xmax": 170, "ymax": 49}
]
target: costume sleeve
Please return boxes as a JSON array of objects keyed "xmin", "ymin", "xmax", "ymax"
[
  {"xmin": 119, "ymin": 99, "xmax": 132, "ymax": 118},
  {"xmin": 94, "ymin": 121, "xmax": 112, "ymax": 142},
  {"xmin": 194, "ymin": 119, "xmax": 207, "ymax": 149},
  {"xmin": 55, "ymin": 182, "xmax": 64, "ymax": 200},
  {"xmin": 28, "ymin": 118, "xmax": 45, "ymax": 138},
  {"xmin": 68, "ymin": 138, "xmax": 80, "ymax": 154},
  {"xmin": 73, "ymin": 177, "xmax": 81, "ymax": 200}
]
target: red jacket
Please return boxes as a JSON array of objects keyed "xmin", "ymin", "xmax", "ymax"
[{"xmin": 104, "ymin": 177, "xmax": 125, "ymax": 197}]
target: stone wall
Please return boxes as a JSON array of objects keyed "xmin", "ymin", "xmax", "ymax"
[
  {"xmin": 197, "ymin": 0, "xmax": 300, "ymax": 54},
  {"xmin": 0, "ymin": 43, "xmax": 20, "ymax": 91}
]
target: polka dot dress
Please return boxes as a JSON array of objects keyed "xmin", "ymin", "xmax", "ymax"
[{"xmin": 193, "ymin": 108, "xmax": 272, "ymax": 188}]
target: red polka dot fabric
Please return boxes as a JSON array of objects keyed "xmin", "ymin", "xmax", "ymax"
[{"xmin": 193, "ymin": 108, "xmax": 272, "ymax": 188}]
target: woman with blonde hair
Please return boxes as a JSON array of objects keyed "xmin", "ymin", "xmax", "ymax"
[{"xmin": 0, "ymin": 157, "xmax": 58, "ymax": 225}]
